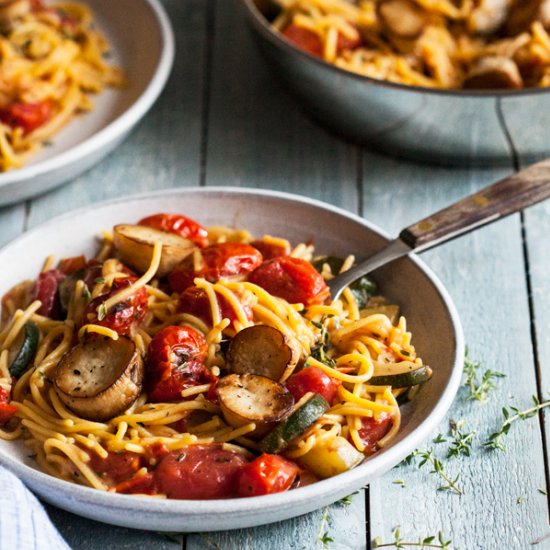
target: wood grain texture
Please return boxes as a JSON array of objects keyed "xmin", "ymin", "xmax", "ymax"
[
  {"xmin": 0, "ymin": 203, "xmax": 25, "ymax": 248},
  {"xmin": 360, "ymin": 153, "xmax": 549, "ymax": 548}
]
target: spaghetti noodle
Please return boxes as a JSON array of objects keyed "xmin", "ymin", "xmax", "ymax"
[{"xmin": 0, "ymin": 212, "xmax": 429, "ymax": 499}]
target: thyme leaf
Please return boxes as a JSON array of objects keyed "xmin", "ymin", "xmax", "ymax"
[
  {"xmin": 373, "ymin": 529, "xmax": 453, "ymax": 549},
  {"xmin": 463, "ymin": 352, "xmax": 505, "ymax": 402}
]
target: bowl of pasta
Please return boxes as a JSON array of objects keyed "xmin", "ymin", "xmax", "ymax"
[
  {"xmin": 241, "ymin": 0, "xmax": 550, "ymax": 165},
  {"xmin": 0, "ymin": 187, "xmax": 463, "ymax": 531},
  {"xmin": 0, "ymin": 0, "xmax": 174, "ymax": 205}
]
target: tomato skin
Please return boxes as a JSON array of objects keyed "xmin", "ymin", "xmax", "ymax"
[
  {"xmin": 88, "ymin": 451, "xmax": 142, "ymax": 484},
  {"xmin": 154, "ymin": 445, "xmax": 248, "ymax": 499},
  {"xmin": 58, "ymin": 255, "xmax": 87, "ymax": 274},
  {"xmin": 146, "ymin": 325, "xmax": 214, "ymax": 402},
  {"xmin": 248, "ymin": 257, "xmax": 329, "ymax": 306},
  {"xmin": 114, "ymin": 472, "xmax": 156, "ymax": 495},
  {"xmin": 0, "ymin": 100, "xmax": 53, "ymax": 134},
  {"xmin": 139, "ymin": 213, "xmax": 208, "ymax": 248},
  {"xmin": 168, "ymin": 243, "xmax": 263, "ymax": 293},
  {"xmin": 33, "ymin": 268, "xmax": 65, "ymax": 318},
  {"xmin": 238, "ymin": 454, "xmax": 299, "ymax": 497},
  {"xmin": 282, "ymin": 24, "xmax": 323, "ymax": 57},
  {"xmin": 177, "ymin": 286, "xmax": 253, "ymax": 330},
  {"xmin": 250, "ymin": 239, "xmax": 291, "ymax": 260},
  {"xmin": 285, "ymin": 367, "xmax": 340, "ymax": 405},
  {"xmin": 83, "ymin": 277, "xmax": 148, "ymax": 336},
  {"xmin": 0, "ymin": 387, "xmax": 17, "ymax": 425},
  {"xmin": 358, "ymin": 416, "xmax": 393, "ymax": 454}
]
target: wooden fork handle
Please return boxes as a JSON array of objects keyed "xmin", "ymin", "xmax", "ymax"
[{"xmin": 399, "ymin": 159, "xmax": 550, "ymax": 251}]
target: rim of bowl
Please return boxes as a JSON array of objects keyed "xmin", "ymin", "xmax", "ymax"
[
  {"xmin": 0, "ymin": 187, "xmax": 465, "ymax": 518},
  {"xmin": 241, "ymin": 0, "xmax": 550, "ymax": 99},
  {"xmin": 0, "ymin": 0, "xmax": 175, "ymax": 186}
]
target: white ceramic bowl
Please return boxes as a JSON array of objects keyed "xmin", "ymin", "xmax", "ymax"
[
  {"xmin": 0, "ymin": 188, "xmax": 464, "ymax": 531},
  {"xmin": 0, "ymin": 0, "xmax": 174, "ymax": 206}
]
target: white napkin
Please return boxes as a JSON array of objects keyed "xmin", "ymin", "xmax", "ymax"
[{"xmin": 0, "ymin": 465, "xmax": 71, "ymax": 550}]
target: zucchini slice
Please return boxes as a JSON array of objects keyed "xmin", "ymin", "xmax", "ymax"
[
  {"xmin": 9, "ymin": 321, "xmax": 39, "ymax": 378},
  {"xmin": 259, "ymin": 393, "xmax": 329, "ymax": 454},
  {"xmin": 369, "ymin": 364, "xmax": 432, "ymax": 388}
]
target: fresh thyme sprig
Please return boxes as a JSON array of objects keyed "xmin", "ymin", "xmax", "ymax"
[
  {"xmin": 336, "ymin": 492, "xmax": 357, "ymax": 506},
  {"xmin": 317, "ymin": 507, "xmax": 333, "ymax": 549},
  {"xmin": 484, "ymin": 394, "xmax": 550, "ymax": 451},
  {"xmin": 373, "ymin": 529, "xmax": 453, "ymax": 549},
  {"xmin": 463, "ymin": 353, "xmax": 505, "ymax": 402},
  {"xmin": 447, "ymin": 420, "xmax": 475, "ymax": 458},
  {"xmin": 409, "ymin": 449, "xmax": 463, "ymax": 495}
]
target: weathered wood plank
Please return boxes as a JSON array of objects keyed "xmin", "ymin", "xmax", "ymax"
[
  {"xmin": 360, "ymin": 153, "xmax": 549, "ymax": 548},
  {"xmin": 0, "ymin": 203, "xmax": 25, "ymax": 248}
]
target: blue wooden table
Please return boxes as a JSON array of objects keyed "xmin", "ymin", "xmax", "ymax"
[{"xmin": 2, "ymin": 1, "xmax": 549, "ymax": 548}]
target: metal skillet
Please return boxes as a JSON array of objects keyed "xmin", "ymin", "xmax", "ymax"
[{"xmin": 328, "ymin": 159, "xmax": 550, "ymax": 299}]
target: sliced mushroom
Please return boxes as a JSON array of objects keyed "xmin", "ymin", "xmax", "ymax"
[
  {"xmin": 468, "ymin": 0, "xmax": 513, "ymax": 35},
  {"xmin": 53, "ymin": 336, "xmax": 144, "ymax": 421},
  {"xmin": 216, "ymin": 373, "xmax": 294, "ymax": 437},
  {"xmin": 377, "ymin": 0, "xmax": 427, "ymax": 40},
  {"xmin": 226, "ymin": 325, "xmax": 300, "ymax": 383},
  {"xmin": 463, "ymin": 56, "xmax": 523, "ymax": 89},
  {"xmin": 0, "ymin": 0, "xmax": 31, "ymax": 33},
  {"xmin": 505, "ymin": 0, "xmax": 550, "ymax": 35},
  {"xmin": 113, "ymin": 224, "xmax": 195, "ymax": 278}
]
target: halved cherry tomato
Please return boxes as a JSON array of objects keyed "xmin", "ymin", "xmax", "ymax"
[
  {"xmin": 154, "ymin": 445, "xmax": 248, "ymax": 499},
  {"xmin": 58, "ymin": 255, "xmax": 87, "ymax": 274},
  {"xmin": 114, "ymin": 472, "xmax": 156, "ymax": 495},
  {"xmin": 0, "ymin": 387, "xmax": 17, "ymax": 425},
  {"xmin": 358, "ymin": 416, "xmax": 393, "ymax": 454},
  {"xmin": 168, "ymin": 242, "xmax": 263, "ymax": 293},
  {"xmin": 282, "ymin": 24, "xmax": 323, "ymax": 57},
  {"xmin": 177, "ymin": 286, "xmax": 253, "ymax": 331},
  {"xmin": 146, "ymin": 325, "xmax": 214, "ymax": 402},
  {"xmin": 33, "ymin": 268, "xmax": 65, "ymax": 318},
  {"xmin": 83, "ymin": 277, "xmax": 148, "ymax": 336},
  {"xmin": 87, "ymin": 450, "xmax": 142, "ymax": 484},
  {"xmin": 238, "ymin": 454, "xmax": 299, "ymax": 497},
  {"xmin": 248, "ymin": 256, "xmax": 329, "ymax": 306},
  {"xmin": 139, "ymin": 213, "xmax": 208, "ymax": 248},
  {"xmin": 285, "ymin": 366, "xmax": 340, "ymax": 405},
  {"xmin": 0, "ymin": 100, "xmax": 53, "ymax": 134},
  {"xmin": 250, "ymin": 239, "xmax": 291, "ymax": 260}
]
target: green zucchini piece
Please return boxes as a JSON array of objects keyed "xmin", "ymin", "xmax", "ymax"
[
  {"xmin": 369, "ymin": 365, "xmax": 432, "ymax": 388},
  {"xmin": 312, "ymin": 256, "xmax": 376, "ymax": 308},
  {"xmin": 259, "ymin": 393, "xmax": 329, "ymax": 454},
  {"xmin": 9, "ymin": 321, "xmax": 39, "ymax": 378}
]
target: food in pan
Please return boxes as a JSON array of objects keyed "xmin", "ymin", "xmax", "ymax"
[
  {"xmin": 0, "ymin": 0, "xmax": 124, "ymax": 171},
  {"xmin": 0, "ymin": 213, "xmax": 431, "ymax": 499},
  {"xmin": 271, "ymin": 0, "xmax": 550, "ymax": 89}
]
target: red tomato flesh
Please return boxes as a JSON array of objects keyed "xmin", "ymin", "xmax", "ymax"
[
  {"xmin": 169, "ymin": 242, "xmax": 263, "ymax": 293},
  {"xmin": 250, "ymin": 239, "xmax": 291, "ymax": 260},
  {"xmin": 83, "ymin": 277, "xmax": 148, "ymax": 336},
  {"xmin": 0, "ymin": 387, "xmax": 17, "ymax": 425},
  {"xmin": 0, "ymin": 100, "xmax": 53, "ymax": 134},
  {"xmin": 114, "ymin": 472, "xmax": 156, "ymax": 495},
  {"xmin": 146, "ymin": 325, "xmax": 214, "ymax": 402},
  {"xmin": 285, "ymin": 366, "xmax": 340, "ymax": 405},
  {"xmin": 248, "ymin": 256, "xmax": 329, "ymax": 306},
  {"xmin": 139, "ymin": 213, "xmax": 208, "ymax": 248},
  {"xmin": 358, "ymin": 416, "xmax": 393, "ymax": 454},
  {"xmin": 238, "ymin": 454, "xmax": 299, "ymax": 497},
  {"xmin": 88, "ymin": 450, "xmax": 142, "ymax": 485},
  {"xmin": 58, "ymin": 255, "xmax": 87, "ymax": 274},
  {"xmin": 154, "ymin": 445, "xmax": 248, "ymax": 499},
  {"xmin": 33, "ymin": 268, "xmax": 65, "ymax": 318},
  {"xmin": 282, "ymin": 24, "xmax": 323, "ymax": 57}
]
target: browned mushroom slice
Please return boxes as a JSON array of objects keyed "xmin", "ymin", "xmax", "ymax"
[
  {"xmin": 468, "ymin": 0, "xmax": 513, "ymax": 35},
  {"xmin": 463, "ymin": 56, "xmax": 523, "ymax": 89},
  {"xmin": 113, "ymin": 224, "xmax": 195, "ymax": 278},
  {"xmin": 377, "ymin": 0, "xmax": 426, "ymax": 40},
  {"xmin": 226, "ymin": 325, "xmax": 300, "ymax": 383},
  {"xmin": 505, "ymin": 0, "xmax": 550, "ymax": 35},
  {"xmin": 0, "ymin": 0, "xmax": 31, "ymax": 32},
  {"xmin": 216, "ymin": 373, "xmax": 294, "ymax": 437},
  {"xmin": 53, "ymin": 336, "xmax": 144, "ymax": 422}
]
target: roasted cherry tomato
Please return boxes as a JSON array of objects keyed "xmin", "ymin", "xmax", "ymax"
[
  {"xmin": 154, "ymin": 445, "xmax": 248, "ymax": 499},
  {"xmin": 168, "ymin": 242, "xmax": 263, "ymax": 294},
  {"xmin": 285, "ymin": 366, "xmax": 340, "ymax": 405},
  {"xmin": 248, "ymin": 256, "xmax": 329, "ymax": 306},
  {"xmin": 250, "ymin": 238, "xmax": 291, "ymax": 260},
  {"xmin": 0, "ymin": 99, "xmax": 53, "ymax": 134},
  {"xmin": 58, "ymin": 255, "xmax": 87, "ymax": 274},
  {"xmin": 114, "ymin": 472, "xmax": 156, "ymax": 495},
  {"xmin": 282, "ymin": 24, "xmax": 323, "ymax": 57},
  {"xmin": 87, "ymin": 450, "xmax": 142, "ymax": 484},
  {"xmin": 146, "ymin": 325, "xmax": 214, "ymax": 402},
  {"xmin": 358, "ymin": 416, "xmax": 393, "ymax": 454},
  {"xmin": 139, "ymin": 213, "xmax": 208, "ymax": 248},
  {"xmin": 238, "ymin": 454, "xmax": 299, "ymax": 497},
  {"xmin": 177, "ymin": 286, "xmax": 253, "ymax": 331},
  {"xmin": 33, "ymin": 268, "xmax": 65, "ymax": 318},
  {"xmin": 0, "ymin": 386, "xmax": 17, "ymax": 425},
  {"xmin": 83, "ymin": 277, "xmax": 148, "ymax": 336}
]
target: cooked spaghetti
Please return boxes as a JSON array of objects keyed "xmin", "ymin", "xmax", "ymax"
[
  {"xmin": 0, "ymin": 212, "xmax": 430, "ymax": 499},
  {"xmin": 0, "ymin": 0, "xmax": 124, "ymax": 171},
  {"xmin": 272, "ymin": 0, "xmax": 550, "ymax": 89}
]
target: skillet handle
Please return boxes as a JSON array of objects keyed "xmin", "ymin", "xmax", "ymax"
[{"xmin": 399, "ymin": 159, "xmax": 550, "ymax": 251}]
